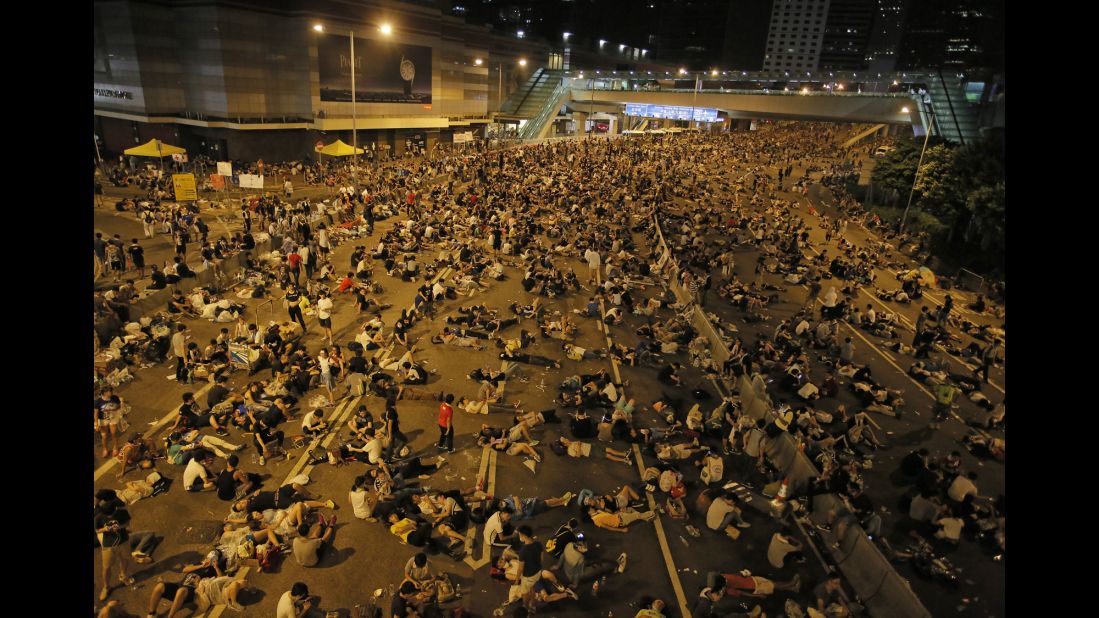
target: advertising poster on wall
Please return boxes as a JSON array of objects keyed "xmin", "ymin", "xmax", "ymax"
[{"xmin": 318, "ymin": 34, "xmax": 432, "ymax": 104}]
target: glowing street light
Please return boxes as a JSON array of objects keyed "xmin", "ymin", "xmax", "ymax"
[
  {"xmin": 309, "ymin": 20, "xmax": 394, "ymax": 190},
  {"xmin": 678, "ymin": 68, "xmax": 687, "ymax": 75},
  {"xmin": 563, "ymin": 32, "xmax": 571, "ymax": 41},
  {"xmin": 619, "ymin": 44, "xmax": 626, "ymax": 51},
  {"xmin": 517, "ymin": 29, "xmax": 525, "ymax": 38},
  {"xmin": 474, "ymin": 58, "xmax": 483, "ymax": 66},
  {"xmin": 599, "ymin": 39, "xmax": 607, "ymax": 49},
  {"xmin": 901, "ymin": 106, "xmax": 910, "ymax": 113},
  {"xmin": 518, "ymin": 58, "xmax": 527, "ymax": 66}
]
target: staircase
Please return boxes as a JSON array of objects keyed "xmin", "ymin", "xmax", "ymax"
[
  {"xmin": 500, "ymin": 68, "xmax": 566, "ymax": 118},
  {"xmin": 922, "ymin": 71, "xmax": 981, "ymax": 146},
  {"xmin": 842, "ymin": 124, "xmax": 886, "ymax": 149},
  {"xmin": 517, "ymin": 78, "xmax": 570, "ymax": 140}
]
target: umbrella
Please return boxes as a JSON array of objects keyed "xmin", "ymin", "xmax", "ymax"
[
  {"xmin": 318, "ymin": 140, "xmax": 365, "ymax": 157},
  {"xmin": 124, "ymin": 139, "xmax": 186, "ymax": 157},
  {"xmin": 918, "ymin": 266, "xmax": 936, "ymax": 287}
]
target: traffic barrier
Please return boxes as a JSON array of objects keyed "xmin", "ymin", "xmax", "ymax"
[{"xmin": 652, "ymin": 210, "xmax": 933, "ymax": 618}]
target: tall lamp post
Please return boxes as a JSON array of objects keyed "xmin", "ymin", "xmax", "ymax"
[
  {"xmin": 900, "ymin": 104, "xmax": 935, "ymax": 234},
  {"xmin": 313, "ymin": 21, "xmax": 392, "ymax": 190}
]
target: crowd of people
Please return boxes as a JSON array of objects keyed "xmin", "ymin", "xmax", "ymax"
[{"xmin": 94, "ymin": 123, "xmax": 1004, "ymax": 618}]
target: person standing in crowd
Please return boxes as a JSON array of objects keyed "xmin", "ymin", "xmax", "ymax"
[
  {"xmin": 283, "ymin": 285, "xmax": 307, "ymax": 333},
  {"xmin": 127, "ymin": 239, "xmax": 146, "ymax": 278},
  {"xmin": 171, "ymin": 323, "xmax": 190, "ymax": 383},
  {"xmin": 438, "ymin": 393, "xmax": 455, "ymax": 453}
]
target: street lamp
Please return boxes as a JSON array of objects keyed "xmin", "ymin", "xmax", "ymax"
[
  {"xmin": 518, "ymin": 58, "xmax": 527, "ymax": 67},
  {"xmin": 474, "ymin": 58, "xmax": 483, "ymax": 66},
  {"xmin": 563, "ymin": 32, "xmax": 571, "ymax": 41},
  {"xmin": 900, "ymin": 107, "xmax": 937, "ymax": 233},
  {"xmin": 599, "ymin": 39, "xmax": 606, "ymax": 49},
  {"xmin": 312, "ymin": 21, "xmax": 392, "ymax": 190},
  {"xmin": 901, "ymin": 106, "xmax": 910, "ymax": 113}
]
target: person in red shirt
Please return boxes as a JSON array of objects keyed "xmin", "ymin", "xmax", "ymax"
[
  {"xmin": 437, "ymin": 394, "xmax": 455, "ymax": 453},
  {"xmin": 337, "ymin": 272, "xmax": 357, "ymax": 294},
  {"xmin": 720, "ymin": 571, "xmax": 800, "ymax": 598},
  {"xmin": 287, "ymin": 250, "xmax": 302, "ymax": 287}
]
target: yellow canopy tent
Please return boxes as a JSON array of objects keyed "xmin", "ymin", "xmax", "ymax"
[
  {"xmin": 318, "ymin": 139, "xmax": 365, "ymax": 157},
  {"xmin": 124, "ymin": 139, "xmax": 186, "ymax": 157}
]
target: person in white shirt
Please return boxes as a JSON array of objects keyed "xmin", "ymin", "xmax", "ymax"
[
  {"xmin": 184, "ymin": 453, "xmax": 214, "ymax": 491},
  {"xmin": 483, "ymin": 509, "xmax": 517, "ymax": 559},
  {"xmin": 349, "ymin": 476, "xmax": 376, "ymax": 520},
  {"xmin": 947, "ymin": 471, "xmax": 979, "ymax": 503},
  {"xmin": 302, "ymin": 409, "xmax": 328, "ymax": 436},
  {"xmin": 584, "ymin": 248, "xmax": 601, "ymax": 284},
  {"xmin": 706, "ymin": 492, "xmax": 751, "ymax": 532},
  {"xmin": 316, "ymin": 291, "xmax": 334, "ymax": 345},
  {"xmin": 276, "ymin": 583, "xmax": 311, "ymax": 618}
]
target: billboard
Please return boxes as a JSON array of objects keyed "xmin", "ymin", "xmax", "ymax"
[
  {"xmin": 625, "ymin": 103, "xmax": 719, "ymax": 123},
  {"xmin": 319, "ymin": 33, "xmax": 432, "ymax": 104}
]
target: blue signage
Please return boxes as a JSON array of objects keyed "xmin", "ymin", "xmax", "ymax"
[{"xmin": 625, "ymin": 103, "xmax": 718, "ymax": 122}]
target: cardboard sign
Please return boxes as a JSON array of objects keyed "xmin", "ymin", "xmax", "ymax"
[
  {"xmin": 172, "ymin": 173, "xmax": 197, "ymax": 201},
  {"xmin": 210, "ymin": 174, "xmax": 225, "ymax": 190},
  {"xmin": 216, "ymin": 161, "xmax": 233, "ymax": 176}
]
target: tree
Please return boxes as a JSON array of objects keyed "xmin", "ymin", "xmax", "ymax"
[{"xmin": 913, "ymin": 144, "xmax": 965, "ymax": 220}]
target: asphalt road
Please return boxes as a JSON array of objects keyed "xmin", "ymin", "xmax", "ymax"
[
  {"xmin": 672, "ymin": 154, "xmax": 1004, "ymax": 618},
  {"xmin": 92, "ymin": 131, "xmax": 1004, "ymax": 618}
]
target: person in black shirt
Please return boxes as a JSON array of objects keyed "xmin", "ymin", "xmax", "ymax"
[
  {"xmin": 658, "ymin": 362, "xmax": 683, "ymax": 386},
  {"xmin": 147, "ymin": 264, "xmax": 167, "ymax": 290},
  {"xmin": 516, "ymin": 525, "xmax": 543, "ymax": 612},
  {"xmin": 206, "ymin": 375, "xmax": 232, "ymax": 409},
  {"xmin": 215, "ymin": 454, "xmax": 261, "ymax": 501},
  {"xmin": 228, "ymin": 483, "xmax": 333, "ymax": 522},
  {"xmin": 347, "ymin": 349, "xmax": 368, "ymax": 375},
  {"xmin": 174, "ymin": 257, "xmax": 195, "ymax": 279},
  {"xmin": 283, "ymin": 286, "xmax": 307, "ymax": 332},
  {"xmin": 127, "ymin": 239, "xmax": 146, "ymax": 277},
  {"xmin": 383, "ymin": 405, "xmax": 409, "ymax": 461},
  {"xmin": 95, "ymin": 501, "xmax": 136, "ymax": 601},
  {"xmin": 252, "ymin": 420, "xmax": 285, "ymax": 466}
]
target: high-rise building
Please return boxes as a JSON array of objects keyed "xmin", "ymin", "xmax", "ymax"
[
  {"xmin": 723, "ymin": 0, "xmax": 775, "ymax": 71},
  {"xmin": 897, "ymin": 0, "xmax": 1003, "ymax": 71},
  {"xmin": 818, "ymin": 0, "xmax": 875, "ymax": 70},
  {"xmin": 865, "ymin": 0, "xmax": 910, "ymax": 74},
  {"xmin": 762, "ymin": 0, "xmax": 831, "ymax": 74}
]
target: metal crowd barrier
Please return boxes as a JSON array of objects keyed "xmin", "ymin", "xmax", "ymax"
[{"xmin": 651, "ymin": 211, "xmax": 932, "ymax": 618}]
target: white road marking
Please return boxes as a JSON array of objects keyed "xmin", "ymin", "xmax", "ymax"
[
  {"xmin": 94, "ymin": 381, "xmax": 216, "ymax": 482},
  {"xmin": 593, "ymin": 271, "xmax": 693, "ymax": 618}
]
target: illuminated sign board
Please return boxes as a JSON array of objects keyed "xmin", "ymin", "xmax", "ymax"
[{"xmin": 625, "ymin": 103, "xmax": 718, "ymax": 122}]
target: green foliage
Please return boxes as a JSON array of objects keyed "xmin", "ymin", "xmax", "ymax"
[{"xmin": 868, "ymin": 132, "xmax": 1004, "ymax": 273}]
